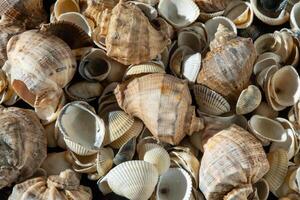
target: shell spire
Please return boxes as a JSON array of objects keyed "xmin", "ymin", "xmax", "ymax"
[{"xmin": 209, "ymin": 24, "xmax": 237, "ymax": 50}]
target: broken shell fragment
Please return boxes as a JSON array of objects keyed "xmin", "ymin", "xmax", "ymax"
[
  {"xmin": 236, "ymin": 85, "xmax": 262, "ymax": 115},
  {"xmin": 97, "ymin": 147, "xmax": 114, "ymax": 178}
]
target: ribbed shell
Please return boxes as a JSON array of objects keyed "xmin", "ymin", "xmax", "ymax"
[
  {"xmin": 105, "ymin": 1, "xmax": 170, "ymax": 65},
  {"xmin": 84, "ymin": 0, "xmax": 118, "ymax": 23},
  {"xmin": 0, "ymin": 106, "xmax": 47, "ymax": 189},
  {"xmin": 236, "ymin": 85, "xmax": 262, "ymax": 115},
  {"xmin": 197, "ymin": 25, "xmax": 256, "ymax": 103},
  {"xmin": 199, "ymin": 125, "xmax": 270, "ymax": 200},
  {"xmin": 115, "ymin": 73, "xmax": 204, "ymax": 145},
  {"xmin": 8, "ymin": 170, "xmax": 92, "ymax": 200},
  {"xmin": 195, "ymin": 0, "xmax": 230, "ymax": 13},
  {"xmin": 97, "ymin": 147, "xmax": 114, "ymax": 177}
]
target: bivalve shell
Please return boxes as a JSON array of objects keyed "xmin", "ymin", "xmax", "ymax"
[{"xmin": 236, "ymin": 85, "xmax": 262, "ymax": 115}]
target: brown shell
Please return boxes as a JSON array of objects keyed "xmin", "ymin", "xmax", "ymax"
[
  {"xmin": 197, "ymin": 25, "xmax": 256, "ymax": 103},
  {"xmin": 115, "ymin": 73, "xmax": 204, "ymax": 145},
  {"xmin": 0, "ymin": 106, "xmax": 47, "ymax": 189},
  {"xmin": 199, "ymin": 125, "xmax": 270, "ymax": 200},
  {"xmin": 84, "ymin": 0, "xmax": 118, "ymax": 24},
  {"xmin": 195, "ymin": 0, "xmax": 230, "ymax": 13},
  {"xmin": 8, "ymin": 170, "xmax": 92, "ymax": 200},
  {"xmin": 105, "ymin": 1, "xmax": 170, "ymax": 65}
]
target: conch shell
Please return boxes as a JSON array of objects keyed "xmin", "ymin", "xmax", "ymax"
[
  {"xmin": 197, "ymin": 24, "xmax": 256, "ymax": 103},
  {"xmin": 115, "ymin": 73, "xmax": 204, "ymax": 145},
  {"xmin": 105, "ymin": 0, "xmax": 170, "ymax": 65},
  {"xmin": 8, "ymin": 170, "xmax": 92, "ymax": 200},
  {"xmin": 0, "ymin": 106, "xmax": 47, "ymax": 189},
  {"xmin": 199, "ymin": 125, "xmax": 270, "ymax": 200}
]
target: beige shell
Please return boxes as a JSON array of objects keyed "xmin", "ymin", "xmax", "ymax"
[
  {"xmin": 54, "ymin": 0, "xmax": 80, "ymax": 19},
  {"xmin": 290, "ymin": 2, "xmax": 300, "ymax": 30},
  {"xmin": 253, "ymin": 178, "xmax": 270, "ymax": 200},
  {"xmin": 194, "ymin": 0, "xmax": 230, "ymax": 13},
  {"xmin": 123, "ymin": 62, "xmax": 165, "ymax": 81},
  {"xmin": 0, "ymin": 106, "xmax": 47, "ymax": 189},
  {"xmin": 115, "ymin": 73, "xmax": 204, "ymax": 145},
  {"xmin": 96, "ymin": 147, "xmax": 114, "ymax": 178},
  {"xmin": 64, "ymin": 81, "xmax": 103, "ymax": 102},
  {"xmin": 8, "ymin": 170, "xmax": 92, "ymax": 200},
  {"xmin": 197, "ymin": 24, "xmax": 256, "ymax": 103},
  {"xmin": 58, "ymin": 12, "xmax": 92, "ymax": 36},
  {"xmin": 199, "ymin": 125, "xmax": 270, "ymax": 200},
  {"xmin": 105, "ymin": 1, "xmax": 170, "ymax": 65},
  {"xmin": 253, "ymin": 101, "xmax": 279, "ymax": 119},
  {"xmin": 134, "ymin": 0, "xmax": 159, "ymax": 6},
  {"xmin": 236, "ymin": 85, "xmax": 262, "ymax": 115},
  {"xmin": 40, "ymin": 151, "xmax": 72, "ymax": 176},
  {"xmin": 3, "ymin": 30, "xmax": 76, "ymax": 124},
  {"xmin": 253, "ymin": 52, "xmax": 281, "ymax": 75},
  {"xmin": 97, "ymin": 160, "xmax": 159, "ymax": 200}
]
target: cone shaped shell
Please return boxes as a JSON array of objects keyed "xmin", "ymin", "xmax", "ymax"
[{"xmin": 236, "ymin": 85, "xmax": 262, "ymax": 115}]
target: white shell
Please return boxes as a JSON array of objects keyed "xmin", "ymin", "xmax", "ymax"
[
  {"xmin": 156, "ymin": 168, "xmax": 193, "ymax": 200},
  {"xmin": 123, "ymin": 62, "xmax": 165, "ymax": 81},
  {"xmin": 58, "ymin": 12, "xmax": 92, "ymax": 36},
  {"xmin": 290, "ymin": 2, "xmax": 300, "ymax": 30},
  {"xmin": 236, "ymin": 85, "xmax": 262, "ymax": 115},
  {"xmin": 54, "ymin": 0, "xmax": 80, "ymax": 19},
  {"xmin": 182, "ymin": 53, "xmax": 202, "ymax": 83},
  {"xmin": 98, "ymin": 160, "xmax": 159, "ymax": 200},
  {"xmin": 97, "ymin": 147, "xmax": 114, "ymax": 178}
]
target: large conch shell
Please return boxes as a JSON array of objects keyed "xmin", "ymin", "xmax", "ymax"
[
  {"xmin": 0, "ymin": 106, "xmax": 47, "ymax": 189},
  {"xmin": 8, "ymin": 170, "xmax": 92, "ymax": 200},
  {"xmin": 115, "ymin": 73, "xmax": 204, "ymax": 145},
  {"xmin": 3, "ymin": 30, "xmax": 76, "ymax": 124},
  {"xmin": 199, "ymin": 125, "xmax": 270, "ymax": 200},
  {"xmin": 197, "ymin": 24, "xmax": 256, "ymax": 103},
  {"xmin": 105, "ymin": 0, "xmax": 170, "ymax": 65}
]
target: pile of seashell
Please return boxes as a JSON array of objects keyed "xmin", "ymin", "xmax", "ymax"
[{"xmin": 2, "ymin": 0, "xmax": 300, "ymax": 199}]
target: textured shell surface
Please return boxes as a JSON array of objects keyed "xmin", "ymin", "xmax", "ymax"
[
  {"xmin": 199, "ymin": 124, "xmax": 270, "ymax": 200},
  {"xmin": 0, "ymin": 106, "xmax": 47, "ymax": 189},
  {"xmin": 236, "ymin": 85, "xmax": 262, "ymax": 115},
  {"xmin": 195, "ymin": 0, "xmax": 230, "ymax": 13},
  {"xmin": 115, "ymin": 73, "xmax": 204, "ymax": 145}
]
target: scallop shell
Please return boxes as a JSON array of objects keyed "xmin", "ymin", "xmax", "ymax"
[
  {"xmin": 56, "ymin": 101, "xmax": 105, "ymax": 156},
  {"xmin": 115, "ymin": 73, "xmax": 204, "ymax": 145},
  {"xmin": 8, "ymin": 170, "xmax": 92, "ymax": 200},
  {"xmin": 156, "ymin": 168, "xmax": 193, "ymax": 200},
  {"xmin": 97, "ymin": 160, "xmax": 159, "ymax": 200},
  {"xmin": 0, "ymin": 106, "xmax": 47, "ymax": 189},
  {"xmin": 193, "ymin": 84, "xmax": 230, "ymax": 116},
  {"xmin": 236, "ymin": 85, "xmax": 262, "ymax": 115},
  {"xmin": 40, "ymin": 151, "xmax": 72, "ymax": 176},
  {"xmin": 58, "ymin": 12, "xmax": 92, "ymax": 36},
  {"xmin": 158, "ymin": 0, "xmax": 200, "ymax": 28},
  {"xmin": 253, "ymin": 178, "xmax": 270, "ymax": 200},
  {"xmin": 105, "ymin": 1, "xmax": 170, "ymax": 65},
  {"xmin": 113, "ymin": 136, "xmax": 137, "ymax": 165},
  {"xmin": 3, "ymin": 30, "xmax": 76, "ymax": 124},
  {"xmin": 123, "ymin": 62, "xmax": 165, "ymax": 81},
  {"xmin": 253, "ymin": 101, "xmax": 279, "ymax": 119},
  {"xmin": 54, "ymin": 0, "xmax": 80, "ymax": 19},
  {"xmin": 264, "ymin": 149, "xmax": 289, "ymax": 193},
  {"xmin": 290, "ymin": 2, "xmax": 300, "ymax": 30},
  {"xmin": 197, "ymin": 24, "xmax": 256, "ymax": 103},
  {"xmin": 199, "ymin": 125, "xmax": 269, "ymax": 200}
]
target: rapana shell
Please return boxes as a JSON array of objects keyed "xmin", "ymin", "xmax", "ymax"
[
  {"xmin": 113, "ymin": 136, "xmax": 137, "ymax": 165},
  {"xmin": 41, "ymin": 151, "xmax": 72, "ymax": 176},
  {"xmin": 105, "ymin": 1, "xmax": 170, "ymax": 65},
  {"xmin": 199, "ymin": 125, "xmax": 270, "ymax": 200},
  {"xmin": 197, "ymin": 24, "xmax": 256, "ymax": 103},
  {"xmin": 127, "ymin": 1, "xmax": 158, "ymax": 21},
  {"xmin": 0, "ymin": 106, "xmax": 47, "ymax": 189},
  {"xmin": 158, "ymin": 0, "xmax": 199, "ymax": 28},
  {"xmin": 58, "ymin": 12, "xmax": 92, "ymax": 36},
  {"xmin": 56, "ymin": 101, "xmax": 105, "ymax": 156},
  {"xmin": 193, "ymin": 84, "xmax": 230, "ymax": 116},
  {"xmin": 115, "ymin": 73, "xmax": 204, "ymax": 145},
  {"xmin": 54, "ymin": 0, "xmax": 80, "ymax": 19},
  {"xmin": 3, "ymin": 30, "xmax": 76, "ymax": 124},
  {"xmin": 8, "ymin": 170, "xmax": 92, "ymax": 200},
  {"xmin": 236, "ymin": 85, "xmax": 262, "ymax": 115},
  {"xmin": 290, "ymin": 2, "xmax": 300, "ymax": 30},
  {"xmin": 98, "ymin": 160, "xmax": 159, "ymax": 200},
  {"xmin": 156, "ymin": 168, "xmax": 193, "ymax": 200}
]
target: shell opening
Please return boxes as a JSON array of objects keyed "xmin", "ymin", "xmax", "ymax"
[{"xmin": 85, "ymin": 59, "xmax": 110, "ymax": 78}]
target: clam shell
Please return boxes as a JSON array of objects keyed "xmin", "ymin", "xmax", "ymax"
[
  {"xmin": 264, "ymin": 149, "xmax": 289, "ymax": 193},
  {"xmin": 156, "ymin": 168, "xmax": 193, "ymax": 200},
  {"xmin": 41, "ymin": 151, "xmax": 72, "ymax": 176},
  {"xmin": 64, "ymin": 81, "xmax": 103, "ymax": 102},
  {"xmin": 169, "ymin": 46, "xmax": 194, "ymax": 78},
  {"xmin": 58, "ymin": 12, "xmax": 92, "ymax": 36},
  {"xmin": 158, "ymin": 0, "xmax": 200, "ymax": 28},
  {"xmin": 198, "ymin": 10, "xmax": 224, "ymax": 22},
  {"xmin": 290, "ymin": 2, "xmax": 300, "ymax": 30},
  {"xmin": 97, "ymin": 160, "xmax": 158, "ymax": 200},
  {"xmin": 182, "ymin": 53, "xmax": 202, "ymax": 82},
  {"xmin": 57, "ymin": 101, "xmax": 105, "ymax": 156},
  {"xmin": 253, "ymin": 101, "xmax": 279, "ymax": 119},
  {"xmin": 253, "ymin": 178, "xmax": 269, "ymax": 200},
  {"xmin": 193, "ymin": 84, "xmax": 230, "ymax": 116},
  {"xmin": 123, "ymin": 62, "xmax": 165, "ymax": 81},
  {"xmin": 236, "ymin": 85, "xmax": 262, "ymax": 115},
  {"xmin": 253, "ymin": 52, "xmax": 281, "ymax": 75},
  {"xmin": 97, "ymin": 147, "xmax": 114, "ymax": 178},
  {"xmin": 178, "ymin": 30, "xmax": 205, "ymax": 53},
  {"xmin": 113, "ymin": 136, "xmax": 137, "ymax": 165},
  {"xmin": 54, "ymin": 0, "xmax": 80, "ymax": 19},
  {"xmin": 127, "ymin": 1, "xmax": 158, "ymax": 21}
]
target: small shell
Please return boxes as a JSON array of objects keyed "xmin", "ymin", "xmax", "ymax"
[
  {"xmin": 253, "ymin": 101, "xmax": 279, "ymax": 119},
  {"xmin": 169, "ymin": 46, "xmax": 194, "ymax": 78},
  {"xmin": 97, "ymin": 160, "xmax": 159, "ymax": 200},
  {"xmin": 58, "ymin": 12, "xmax": 92, "ymax": 36},
  {"xmin": 123, "ymin": 62, "xmax": 165, "ymax": 81},
  {"xmin": 182, "ymin": 53, "xmax": 202, "ymax": 82},
  {"xmin": 253, "ymin": 179, "xmax": 270, "ymax": 200},
  {"xmin": 264, "ymin": 149, "xmax": 289, "ymax": 193},
  {"xmin": 199, "ymin": 10, "xmax": 224, "ymax": 22},
  {"xmin": 64, "ymin": 81, "xmax": 103, "ymax": 102},
  {"xmin": 236, "ymin": 85, "xmax": 262, "ymax": 115},
  {"xmin": 156, "ymin": 168, "xmax": 193, "ymax": 200},
  {"xmin": 253, "ymin": 52, "xmax": 281, "ymax": 75},
  {"xmin": 97, "ymin": 147, "xmax": 114, "ymax": 178},
  {"xmin": 193, "ymin": 84, "xmax": 231, "ymax": 116},
  {"xmin": 290, "ymin": 2, "xmax": 300, "ymax": 30},
  {"xmin": 113, "ymin": 136, "xmax": 137, "ymax": 165},
  {"xmin": 54, "ymin": 0, "xmax": 80, "ymax": 19},
  {"xmin": 41, "ymin": 151, "xmax": 72, "ymax": 176}
]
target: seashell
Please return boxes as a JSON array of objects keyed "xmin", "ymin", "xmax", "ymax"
[
  {"xmin": 64, "ymin": 81, "xmax": 103, "ymax": 102},
  {"xmin": 256, "ymin": 64, "xmax": 278, "ymax": 90},
  {"xmin": 197, "ymin": 24, "xmax": 256, "ymax": 103},
  {"xmin": 253, "ymin": 52, "xmax": 281, "ymax": 75},
  {"xmin": 224, "ymin": 184, "xmax": 254, "ymax": 200},
  {"xmin": 113, "ymin": 136, "xmax": 137, "ymax": 165},
  {"xmin": 236, "ymin": 85, "xmax": 262, "ymax": 115},
  {"xmin": 264, "ymin": 149, "xmax": 289, "ymax": 193},
  {"xmin": 290, "ymin": 2, "xmax": 300, "ymax": 30},
  {"xmin": 105, "ymin": 1, "xmax": 170, "ymax": 65},
  {"xmin": 169, "ymin": 46, "xmax": 194, "ymax": 79},
  {"xmin": 8, "ymin": 170, "xmax": 92, "ymax": 200},
  {"xmin": 56, "ymin": 101, "xmax": 105, "ymax": 156},
  {"xmin": 92, "ymin": 13, "xmax": 110, "ymax": 50},
  {"xmin": 198, "ymin": 10, "xmax": 224, "ymax": 22},
  {"xmin": 123, "ymin": 62, "xmax": 165, "ymax": 81},
  {"xmin": 182, "ymin": 53, "xmax": 202, "ymax": 82},
  {"xmin": 127, "ymin": 1, "xmax": 158, "ymax": 21},
  {"xmin": 138, "ymin": 143, "xmax": 170, "ymax": 175},
  {"xmin": 3, "ymin": 30, "xmax": 76, "ymax": 124},
  {"xmin": 0, "ymin": 106, "xmax": 47, "ymax": 189},
  {"xmin": 179, "ymin": 138, "xmax": 199, "ymax": 157},
  {"xmin": 41, "ymin": 151, "xmax": 72, "ymax": 176},
  {"xmin": 224, "ymin": 1, "xmax": 254, "ymax": 29},
  {"xmin": 253, "ymin": 178, "xmax": 270, "ymax": 200},
  {"xmin": 251, "ymin": 0, "xmax": 290, "ymax": 25},
  {"xmin": 54, "ymin": 0, "xmax": 80, "ymax": 19},
  {"xmin": 193, "ymin": 84, "xmax": 231, "ymax": 116},
  {"xmin": 279, "ymin": 193, "xmax": 300, "ymax": 200},
  {"xmin": 204, "ymin": 17, "xmax": 237, "ymax": 43},
  {"xmin": 177, "ymin": 30, "xmax": 206, "ymax": 53},
  {"xmin": 199, "ymin": 125, "xmax": 270, "ymax": 200},
  {"xmin": 253, "ymin": 101, "xmax": 278, "ymax": 119},
  {"xmin": 275, "ymin": 164, "xmax": 300, "ymax": 197},
  {"xmin": 68, "ymin": 151, "xmax": 97, "ymax": 169},
  {"xmin": 194, "ymin": 0, "xmax": 230, "ymax": 13},
  {"xmin": 98, "ymin": 160, "xmax": 159, "ymax": 200},
  {"xmin": 134, "ymin": 0, "xmax": 159, "ymax": 6},
  {"xmin": 151, "ymin": 17, "xmax": 175, "ymax": 40},
  {"xmin": 58, "ymin": 12, "xmax": 92, "ymax": 36},
  {"xmin": 158, "ymin": 0, "xmax": 200, "ymax": 28},
  {"xmin": 156, "ymin": 168, "xmax": 193, "ymax": 200},
  {"xmin": 96, "ymin": 147, "xmax": 114, "ymax": 178},
  {"xmin": 115, "ymin": 73, "xmax": 204, "ymax": 145}
]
